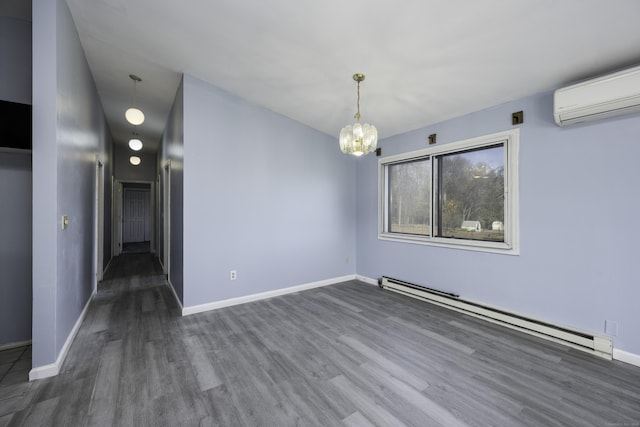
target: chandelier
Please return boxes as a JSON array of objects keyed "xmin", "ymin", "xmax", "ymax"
[{"xmin": 339, "ymin": 73, "xmax": 377, "ymax": 156}]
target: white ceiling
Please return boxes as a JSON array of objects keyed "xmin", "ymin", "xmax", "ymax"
[{"xmin": 17, "ymin": 1, "xmax": 640, "ymax": 150}]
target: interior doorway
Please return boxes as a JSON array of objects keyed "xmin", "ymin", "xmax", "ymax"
[
  {"xmin": 123, "ymin": 185, "xmax": 150, "ymax": 252},
  {"xmin": 113, "ymin": 180, "xmax": 155, "ymax": 256}
]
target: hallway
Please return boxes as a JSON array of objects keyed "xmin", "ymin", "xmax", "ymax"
[{"xmin": 0, "ymin": 253, "xmax": 175, "ymax": 426}]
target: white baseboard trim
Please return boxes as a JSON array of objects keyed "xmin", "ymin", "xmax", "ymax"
[
  {"xmin": 167, "ymin": 277, "xmax": 184, "ymax": 312},
  {"xmin": 0, "ymin": 340, "xmax": 32, "ymax": 351},
  {"xmin": 613, "ymin": 349, "xmax": 640, "ymax": 368},
  {"xmin": 29, "ymin": 288, "xmax": 95, "ymax": 381},
  {"xmin": 182, "ymin": 274, "xmax": 357, "ymax": 316},
  {"xmin": 356, "ymin": 275, "xmax": 379, "ymax": 286}
]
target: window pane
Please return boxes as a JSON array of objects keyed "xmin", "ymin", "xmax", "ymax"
[
  {"xmin": 388, "ymin": 158, "xmax": 431, "ymax": 235},
  {"xmin": 436, "ymin": 144, "xmax": 504, "ymax": 242}
]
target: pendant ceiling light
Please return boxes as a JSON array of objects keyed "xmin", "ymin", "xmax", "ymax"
[
  {"xmin": 125, "ymin": 74, "xmax": 145, "ymax": 126},
  {"xmin": 339, "ymin": 73, "xmax": 377, "ymax": 156},
  {"xmin": 128, "ymin": 132, "xmax": 143, "ymax": 151}
]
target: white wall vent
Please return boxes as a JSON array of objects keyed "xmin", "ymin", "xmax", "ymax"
[{"xmin": 554, "ymin": 65, "xmax": 640, "ymax": 126}]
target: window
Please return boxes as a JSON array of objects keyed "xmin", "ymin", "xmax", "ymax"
[{"xmin": 379, "ymin": 129, "xmax": 519, "ymax": 254}]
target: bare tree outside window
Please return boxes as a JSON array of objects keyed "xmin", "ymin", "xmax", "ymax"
[
  {"xmin": 388, "ymin": 159, "xmax": 431, "ymax": 235},
  {"xmin": 379, "ymin": 129, "xmax": 518, "ymax": 254},
  {"xmin": 436, "ymin": 144, "xmax": 504, "ymax": 242}
]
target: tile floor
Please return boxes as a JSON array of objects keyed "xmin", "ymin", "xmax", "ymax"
[
  {"xmin": 0, "ymin": 344, "xmax": 32, "ymax": 425},
  {"xmin": 0, "ymin": 346, "xmax": 30, "ymax": 388}
]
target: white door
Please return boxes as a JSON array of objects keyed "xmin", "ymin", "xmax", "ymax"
[{"xmin": 123, "ymin": 189, "xmax": 150, "ymax": 243}]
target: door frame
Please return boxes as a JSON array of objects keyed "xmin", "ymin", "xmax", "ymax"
[
  {"xmin": 112, "ymin": 179, "xmax": 155, "ymax": 256},
  {"xmin": 161, "ymin": 161, "xmax": 171, "ymax": 276},
  {"xmin": 94, "ymin": 158, "xmax": 105, "ymax": 288}
]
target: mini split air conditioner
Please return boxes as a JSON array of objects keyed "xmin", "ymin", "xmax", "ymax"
[{"xmin": 554, "ymin": 65, "xmax": 640, "ymax": 126}]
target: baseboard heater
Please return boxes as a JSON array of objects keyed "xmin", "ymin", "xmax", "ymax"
[{"xmin": 379, "ymin": 276, "xmax": 612, "ymax": 360}]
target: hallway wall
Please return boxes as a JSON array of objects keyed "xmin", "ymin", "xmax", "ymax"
[
  {"xmin": 0, "ymin": 16, "xmax": 31, "ymax": 104},
  {"xmin": 0, "ymin": 151, "xmax": 32, "ymax": 347},
  {"xmin": 31, "ymin": 0, "xmax": 112, "ymax": 374},
  {"xmin": 159, "ymin": 78, "xmax": 184, "ymax": 301}
]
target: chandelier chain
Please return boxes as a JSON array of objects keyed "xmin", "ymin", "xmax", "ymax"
[{"xmin": 354, "ymin": 80, "xmax": 361, "ymax": 121}]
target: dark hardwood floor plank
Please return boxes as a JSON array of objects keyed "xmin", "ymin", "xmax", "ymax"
[
  {"xmin": 12, "ymin": 397, "xmax": 59, "ymax": 427},
  {"xmin": 86, "ymin": 339, "xmax": 123, "ymax": 426},
  {"xmin": 329, "ymin": 374, "xmax": 407, "ymax": 427},
  {"xmin": 182, "ymin": 335, "xmax": 223, "ymax": 392}
]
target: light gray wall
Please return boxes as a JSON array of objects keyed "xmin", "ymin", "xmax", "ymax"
[
  {"xmin": 114, "ymin": 143, "xmax": 157, "ymax": 182},
  {"xmin": 32, "ymin": 0, "xmax": 112, "ymax": 368},
  {"xmin": 356, "ymin": 90, "xmax": 640, "ymax": 355},
  {"xmin": 0, "ymin": 16, "xmax": 31, "ymax": 104},
  {"xmin": 181, "ymin": 74, "xmax": 356, "ymax": 308},
  {"xmin": 0, "ymin": 11, "xmax": 33, "ymax": 347},
  {"xmin": 160, "ymin": 78, "xmax": 184, "ymax": 302},
  {"xmin": 0, "ymin": 151, "xmax": 32, "ymax": 346}
]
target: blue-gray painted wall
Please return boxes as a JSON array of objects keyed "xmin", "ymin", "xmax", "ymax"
[
  {"xmin": 0, "ymin": 16, "xmax": 31, "ymax": 104},
  {"xmin": 356, "ymin": 90, "xmax": 640, "ymax": 355},
  {"xmin": 0, "ymin": 152, "xmax": 32, "ymax": 346},
  {"xmin": 180, "ymin": 74, "xmax": 356, "ymax": 307},
  {"xmin": 32, "ymin": 0, "xmax": 112, "ymax": 368},
  {"xmin": 0, "ymin": 15, "xmax": 32, "ymax": 347}
]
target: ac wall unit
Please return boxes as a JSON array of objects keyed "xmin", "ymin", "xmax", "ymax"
[{"xmin": 554, "ymin": 65, "xmax": 640, "ymax": 126}]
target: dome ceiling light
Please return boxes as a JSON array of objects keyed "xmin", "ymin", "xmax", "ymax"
[
  {"xmin": 128, "ymin": 135, "xmax": 143, "ymax": 151},
  {"xmin": 125, "ymin": 74, "xmax": 145, "ymax": 126},
  {"xmin": 129, "ymin": 155, "xmax": 141, "ymax": 166}
]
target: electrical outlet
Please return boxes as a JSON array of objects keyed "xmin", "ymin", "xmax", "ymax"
[
  {"xmin": 230, "ymin": 270, "xmax": 237, "ymax": 280},
  {"xmin": 605, "ymin": 320, "xmax": 618, "ymax": 336}
]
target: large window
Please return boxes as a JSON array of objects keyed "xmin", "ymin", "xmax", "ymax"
[{"xmin": 379, "ymin": 129, "xmax": 519, "ymax": 254}]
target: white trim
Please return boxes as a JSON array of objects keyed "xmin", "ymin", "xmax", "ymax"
[
  {"xmin": 29, "ymin": 289, "xmax": 95, "ymax": 381},
  {"xmin": 167, "ymin": 278, "xmax": 183, "ymax": 311},
  {"xmin": 94, "ymin": 158, "xmax": 105, "ymax": 289},
  {"xmin": 378, "ymin": 128, "xmax": 519, "ymax": 255},
  {"xmin": 182, "ymin": 275, "xmax": 357, "ymax": 316},
  {"xmin": 613, "ymin": 349, "xmax": 640, "ymax": 368},
  {"xmin": 28, "ymin": 362, "xmax": 58, "ymax": 381},
  {"xmin": 356, "ymin": 275, "xmax": 379, "ymax": 286},
  {"xmin": 162, "ymin": 162, "xmax": 171, "ymax": 276},
  {"xmin": 115, "ymin": 179, "xmax": 156, "ymax": 254},
  {"xmin": 0, "ymin": 340, "xmax": 32, "ymax": 351}
]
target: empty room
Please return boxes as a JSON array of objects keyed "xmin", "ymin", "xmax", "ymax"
[{"xmin": 1, "ymin": 0, "xmax": 640, "ymax": 425}]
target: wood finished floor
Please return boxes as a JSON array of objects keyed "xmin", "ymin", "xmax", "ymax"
[{"xmin": 2, "ymin": 254, "xmax": 640, "ymax": 426}]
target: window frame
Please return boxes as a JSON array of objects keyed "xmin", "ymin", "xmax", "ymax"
[{"xmin": 378, "ymin": 129, "xmax": 519, "ymax": 255}]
